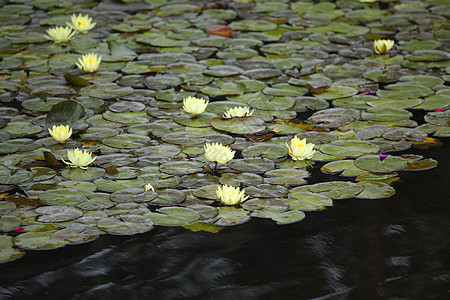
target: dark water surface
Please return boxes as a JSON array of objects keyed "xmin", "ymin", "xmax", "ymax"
[{"xmin": 0, "ymin": 141, "xmax": 449, "ymax": 300}]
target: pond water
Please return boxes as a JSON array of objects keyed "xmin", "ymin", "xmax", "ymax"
[
  {"xmin": 0, "ymin": 0, "xmax": 449, "ymax": 298},
  {"xmin": 1, "ymin": 141, "xmax": 448, "ymax": 299}
]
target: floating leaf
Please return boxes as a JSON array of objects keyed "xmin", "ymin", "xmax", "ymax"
[{"xmin": 97, "ymin": 215, "xmax": 154, "ymax": 235}]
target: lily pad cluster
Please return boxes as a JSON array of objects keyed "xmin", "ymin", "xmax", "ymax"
[{"xmin": 0, "ymin": 0, "xmax": 448, "ymax": 263}]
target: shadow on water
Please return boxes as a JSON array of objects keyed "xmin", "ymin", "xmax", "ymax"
[{"xmin": 0, "ymin": 141, "xmax": 449, "ymax": 299}]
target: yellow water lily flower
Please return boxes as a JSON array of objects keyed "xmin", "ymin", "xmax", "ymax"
[
  {"xmin": 67, "ymin": 13, "xmax": 96, "ymax": 33},
  {"xmin": 182, "ymin": 96, "xmax": 208, "ymax": 117},
  {"xmin": 204, "ymin": 142, "xmax": 235, "ymax": 165},
  {"xmin": 373, "ymin": 39, "xmax": 395, "ymax": 54},
  {"xmin": 286, "ymin": 136, "xmax": 315, "ymax": 161},
  {"xmin": 76, "ymin": 53, "xmax": 102, "ymax": 73},
  {"xmin": 223, "ymin": 106, "xmax": 254, "ymax": 118},
  {"xmin": 62, "ymin": 148, "xmax": 97, "ymax": 169},
  {"xmin": 48, "ymin": 124, "xmax": 72, "ymax": 143},
  {"xmin": 216, "ymin": 184, "xmax": 249, "ymax": 205},
  {"xmin": 144, "ymin": 183, "xmax": 155, "ymax": 192},
  {"xmin": 44, "ymin": 26, "xmax": 76, "ymax": 43}
]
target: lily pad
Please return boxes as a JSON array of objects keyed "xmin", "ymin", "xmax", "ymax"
[
  {"xmin": 15, "ymin": 231, "xmax": 67, "ymax": 250},
  {"xmin": 35, "ymin": 206, "xmax": 83, "ymax": 223},
  {"xmin": 287, "ymin": 192, "xmax": 333, "ymax": 211},
  {"xmin": 211, "ymin": 116, "xmax": 266, "ymax": 134},
  {"xmin": 354, "ymin": 155, "xmax": 408, "ymax": 173},
  {"xmin": 214, "ymin": 207, "xmax": 250, "ymax": 226},
  {"xmin": 145, "ymin": 207, "xmax": 199, "ymax": 226},
  {"xmin": 355, "ymin": 182, "xmax": 395, "ymax": 199},
  {"xmin": 97, "ymin": 215, "xmax": 154, "ymax": 235}
]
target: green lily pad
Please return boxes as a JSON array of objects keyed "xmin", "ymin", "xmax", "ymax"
[
  {"xmin": 219, "ymin": 173, "xmax": 264, "ymax": 187},
  {"xmin": 354, "ymin": 155, "xmax": 408, "ymax": 173},
  {"xmin": 271, "ymin": 210, "xmax": 306, "ymax": 225},
  {"xmin": 35, "ymin": 205, "xmax": 83, "ymax": 223},
  {"xmin": 97, "ymin": 215, "xmax": 154, "ymax": 235},
  {"xmin": 402, "ymin": 158, "xmax": 438, "ymax": 171},
  {"xmin": 313, "ymin": 85, "xmax": 358, "ymax": 100},
  {"xmin": 321, "ymin": 160, "xmax": 368, "ymax": 177},
  {"xmin": 214, "ymin": 207, "xmax": 250, "ymax": 226},
  {"xmin": 355, "ymin": 182, "xmax": 395, "ymax": 199},
  {"xmin": 319, "ymin": 140, "xmax": 380, "ymax": 158},
  {"xmin": 211, "ymin": 116, "xmax": 266, "ymax": 134},
  {"xmin": 246, "ymin": 184, "xmax": 288, "ymax": 198},
  {"xmin": 110, "ymin": 188, "xmax": 157, "ymax": 203},
  {"xmin": 2, "ymin": 121, "xmax": 42, "ymax": 137},
  {"xmin": 264, "ymin": 169, "xmax": 310, "ymax": 186},
  {"xmin": 80, "ymin": 83, "xmax": 134, "ymax": 99},
  {"xmin": 76, "ymin": 193, "xmax": 116, "ymax": 211},
  {"xmin": 161, "ymin": 131, "xmax": 205, "ymax": 146},
  {"xmin": 229, "ymin": 20, "xmax": 277, "ymax": 31},
  {"xmin": 15, "ymin": 231, "xmax": 67, "ymax": 250},
  {"xmin": 51, "ymin": 223, "xmax": 102, "ymax": 245},
  {"xmin": 242, "ymin": 143, "xmax": 287, "ymax": 159},
  {"xmin": 145, "ymin": 207, "xmax": 199, "ymax": 226},
  {"xmin": 103, "ymin": 134, "xmax": 150, "ymax": 149},
  {"xmin": 241, "ymin": 198, "xmax": 289, "ymax": 212},
  {"xmin": 287, "ymin": 192, "xmax": 333, "ymax": 211},
  {"xmin": 173, "ymin": 112, "xmax": 216, "ymax": 128},
  {"xmin": 229, "ymin": 158, "xmax": 275, "ymax": 173},
  {"xmin": 0, "ymin": 215, "xmax": 22, "ymax": 231},
  {"xmin": 149, "ymin": 189, "xmax": 186, "ymax": 206},
  {"xmin": 61, "ymin": 167, "xmax": 105, "ymax": 181},
  {"xmin": 45, "ymin": 100, "xmax": 85, "ymax": 126},
  {"xmin": 0, "ymin": 235, "xmax": 24, "ymax": 263},
  {"xmin": 160, "ymin": 161, "xmax": 203, "ymax": 175}
]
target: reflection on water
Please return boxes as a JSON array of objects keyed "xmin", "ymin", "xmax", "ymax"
[{"xmin": 0, "ymin": 143, "xmax": 449, "ymax": 299}]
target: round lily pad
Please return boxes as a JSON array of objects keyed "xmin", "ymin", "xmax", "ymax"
[
  {"xmin": 271, "ymin": 210, "xmax": 306, "ymax": 225},
  {"xmin": 110, "ymin": 188, "xmax": 158, "ymax": 203},
  {"xmin": 0, "ymin": 215, "xmax": 22, "ymax": 231},
  {"xmin": 35, "ymin": 206, "xmax": 83, "ymax": 223},
  {"xmin": 211, "ymin": 116, "xmax": 266, "ymax": 135},
  {"xmin": 145, "ymin": 207, "xmax": 199, "ymax": 226},
  {"xmin": 229, "ymin": 158, "xmax": 275, "ymax": 173},
  {"xmin": 214, "ymin": 207, "xmax": 250, "ymax": 226},
  {"xmin": 264, "ymin": 169, "xmax": 310, "ymax": 186},
  {"xmin": 97, "ymin": 215, "xmax": 154, "ymax": 235},
  {"xmin": 149, "ymin": 189, "xmax": 186, "ymax": 206},
  {"xmin": 14, "ymin": 231, "xmax": 67, "ymax": 250},
  {"xmin": 354, "ymin": 155, "xmax": 408, "ymax": 173},
  {"xmin": 219, "ymin": 172, "xmax": 264, "ymax": 187},
  {"xmin": 160, "ymin": 161, "xmax": 204, "ymax": 175},
  {"xmin": 51, "ymin": 223, "xmax": 102, "ymax": 245},
  {"xmin": 355, "ymin": 182, "xmax": 395, "ymax": 199},
  {"xmin": 287, "ymin": 192, "xmax": 333, "ymax": 211},
  {"xmin": 319, "ymin": 140, "xmax": 380, "ymax": 158},
  {"xmin": 61, "ymin": 167, "xmax": 106, "ymax": 181}
]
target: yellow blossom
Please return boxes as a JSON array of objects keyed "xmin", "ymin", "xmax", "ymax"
[
  {"xmin": 44, "ymin": 26, "xmax": 76, "ymax": 43},
  {"xmin": 223, "ymin": 106, "xmax": 254, "ymax": 118},
  {"xmin": 373, "ymin": 39, "xmax": 395, "ymax": 54},
  {"xmin": 182, "ymin": 96, "xmax": 208, "ymax": 117},
  {"xmin": 62, "ymin": 148, "xmax": 97, "ymax": 169},
  {"xmin": 204, "ymin": 142, "xmax": 235, "ymax": 164},
  {"xmin": 144, "ymin": 183, "xmax": 155, "ymax": 192},
  {"xmin": 76, "ymin": 53, "xmax": 102, "ymax": 73},
  {"xmin": 286, "ymin": 136, "xmax": 315, "ymax": 161},
  {"xmin": 216, "ymin": 184, "xmax": 249, "ymax": 205},
  {"xmin": 48, "ymin": 124, "xmax": 72, "ymax": 143},
  {"xmin": 67, "ymin": 13, "xmax": 96, "ymax": 33}
]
